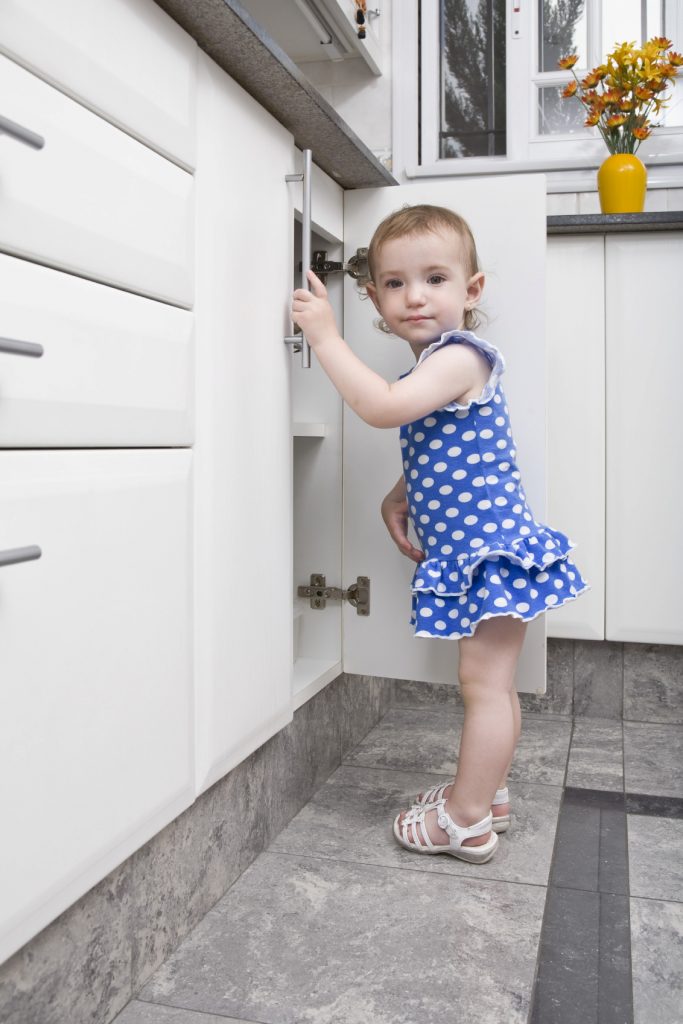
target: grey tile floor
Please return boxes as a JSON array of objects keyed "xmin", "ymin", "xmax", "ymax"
[{"xmin": 114, "ymin": 707, "xmax": 683, "ymax": 1024}]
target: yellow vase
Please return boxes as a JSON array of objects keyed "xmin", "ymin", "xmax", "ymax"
[{"xmin": 597, "ymin": 154, "xmax": 647, "ymax": 213}]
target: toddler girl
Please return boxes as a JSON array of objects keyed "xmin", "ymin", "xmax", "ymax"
[{"xmin": 291, "ymin": 204, "xmax": 588, "ymax": 864}]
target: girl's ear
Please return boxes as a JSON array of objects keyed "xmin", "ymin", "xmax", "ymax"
[
  {"xmin": 365, "ymin": 281, "xmax": 382, "ymax": 314},
  {"xmin": 466, "ymin": 271, "xmax": 485, "ymax": 307}
]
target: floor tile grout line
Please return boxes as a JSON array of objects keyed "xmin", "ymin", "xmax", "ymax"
[
  {"xmin": 259, "ymin": 847, "xmax": 551, "ymax": 892},
  {"xmin": 134, "ymin": 993, "xmax": 268, "ymax": 1023},
  {"xmin": 338, "ymin": 759, "xmax": 570, "ymax": 789}
]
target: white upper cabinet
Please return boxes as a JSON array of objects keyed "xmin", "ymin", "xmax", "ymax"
[
  {"xmin": 0, "ymin": 254, "xmax": 194, "ymax": 447},
  {"xmin": 341, "ymin": 176, "xmax": 549, "ymax": 693},
  {"xmin": 0, "ymin": 55, "xmax": 194, "ymax": 307},
  {"xmin": 0, "ymin": 0, "xmax": 197, "ymax": 169}
]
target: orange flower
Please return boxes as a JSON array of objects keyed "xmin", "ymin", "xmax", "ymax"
[
  {"xmin": 603, "ymin": 89, "xmax": 624, "ymax": 105},
  {"xmin": 558, "ymin": 36, "xmax": 679, "ymax": 153},
  {"xmin": 557, "ymin": 53, "xmax": 579, "ymax": 69}
]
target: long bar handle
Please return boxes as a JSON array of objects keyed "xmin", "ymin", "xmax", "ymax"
[
  {"xmin": 0, "ymin": 337, "xmax": 44, "ymax": 358},
  {"xmin": 0, "ymin": 113, "xmax": 45, "ymax": 150},
  {"xmin": 0, "ymin": 545, "xmax": 42, "ymax": 568},
  {"xmin": 285, "ymin": 148, "xmax": 312, "ymax": 368}
]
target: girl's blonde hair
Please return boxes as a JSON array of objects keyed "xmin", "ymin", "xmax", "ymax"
[{"xmin": 367, "ymin": 204, "xmax": 483, "ymax": 333}]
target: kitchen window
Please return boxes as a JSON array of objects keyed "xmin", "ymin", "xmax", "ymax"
[{"xmin": 394, "ymin": 0, "xmax": 683, "ymax": 186}]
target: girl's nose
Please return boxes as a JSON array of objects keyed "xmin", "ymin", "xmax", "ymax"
[{"xmin": 405, "ymin": 284, "xmax": 426, "ymax": 306}]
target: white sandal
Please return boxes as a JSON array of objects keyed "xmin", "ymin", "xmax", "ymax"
[
  {"xmin": 414, "ymin": 782, "xmax": 511, "ymax": 834},
  {"xmin": 393, "ymin": 798, "xmax": 499, "ymax": 864}
]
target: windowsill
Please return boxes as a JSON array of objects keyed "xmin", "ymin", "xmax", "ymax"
[{"xmin": 547, "ymin": 211, "xmax": 683, "ymax": 234}]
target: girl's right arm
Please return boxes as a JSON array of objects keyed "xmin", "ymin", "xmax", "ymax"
[{"xmin": 381, "ymin": 475, "xmax": 424, "ymax": 563}]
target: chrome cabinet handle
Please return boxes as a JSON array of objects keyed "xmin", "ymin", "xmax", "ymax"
[
  {"xmin": 0, "ymin": 337, "xmax": 44, "ymax": 358},
  {"xmin": 284, "ymin": 148, "xmax": 312, "ymax": 369},
  {"xmin": 0, "ymin": 113, "xmax": 45, "ymax": 150},
  {"xmin": 0, "ymin": 546, "xmax": 42, "ymax": 568}
]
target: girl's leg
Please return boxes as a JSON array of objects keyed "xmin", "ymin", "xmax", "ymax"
[
  {"xmin": 399, "ymin": 615, "xmax": 526, "ymax": 848},
  {"xmin": 502, "ymin": 687, "xmax": 522, "ymax": 785},
  {"xmin": 445, "ymin": 615, "xmax": 526, "ymax": 844}
]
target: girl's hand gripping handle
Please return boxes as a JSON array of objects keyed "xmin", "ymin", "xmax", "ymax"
[{"xmin": 291, "ymin": 270, "xmax": 341, "ymax": 349}]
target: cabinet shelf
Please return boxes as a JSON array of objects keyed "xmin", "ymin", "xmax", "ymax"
[
  {"xmin": 292, "ymin": 422, "xmax": 327, "ymax": 438},
  {"xmin": 292, "ymin": 657, "xmax": 342, "ymax": 711}
]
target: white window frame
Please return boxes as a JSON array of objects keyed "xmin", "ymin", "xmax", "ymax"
[{"xmin": 392, "ymin": 0, "xmax": 683, "ymax": 190}]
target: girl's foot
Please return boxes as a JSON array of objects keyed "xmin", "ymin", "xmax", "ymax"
[
  {"xmin": 414, "ymin": 781, "xmax": 511, "ymax": 832},
  {"xmin": 393, "ymin": 800, "xmax": 498, "ymax": 863}
]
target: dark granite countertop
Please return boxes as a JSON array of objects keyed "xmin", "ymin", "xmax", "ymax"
[
  {"xmin": 153, "ymin": 0, "xmax": 396, "ymax": 190},
  {"xmin": 547, "ymin": 211, "xmax": 683, "ymax": 233}
]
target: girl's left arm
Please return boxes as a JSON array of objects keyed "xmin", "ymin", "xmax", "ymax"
[{"xmin": 292, "ymin": 271, "xmax": 481, "ymax": 429}]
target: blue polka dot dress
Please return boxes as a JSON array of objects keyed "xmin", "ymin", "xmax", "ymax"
[{"xmin": 401, "ymin": 331, "xmax": 589, "ymax": 639}]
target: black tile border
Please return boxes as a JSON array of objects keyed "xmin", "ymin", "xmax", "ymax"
[
  {"xmin": 529, "ymin": 786, "xmax": 634, "ymax": 1024},
  {"xmin": 625, "ymin": 792, "xmax": 683, "ymax": 819}
]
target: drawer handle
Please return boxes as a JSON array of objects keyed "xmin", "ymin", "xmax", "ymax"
[
  {"xmin": 0, "ymin": 337, "xmax": 44, "ymax": 358},
  {"xmin": 0, "ymin": 113, "xmax": 45, "ymax": 150},
  {"xmin": 0, "ymin": 545, "xmax": 42, "ymax": 568}
]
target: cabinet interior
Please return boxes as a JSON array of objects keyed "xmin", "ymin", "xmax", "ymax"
[{"xmin": 291, "ymin": 219, "xmax": 345, "ymax": 707}]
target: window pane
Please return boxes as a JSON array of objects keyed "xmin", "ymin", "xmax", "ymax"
[
  {"xmin": 537, "ymin": 84, "xmax": 590, "ymax": 133},
  {"xmin": 539, "ymin": 0, "xmax": 587, "ymax": 72},
  {"xmin": 603, "ymin": 0, "xmax": 641, "ymax": 51},
  {"xmin": 440, "ymin": 0, "xmax": 506, "ymax": 158}
]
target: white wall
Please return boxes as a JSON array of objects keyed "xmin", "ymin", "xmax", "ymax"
[{"xmin": 296, "ymin": 3, "xmax": 392, "ymax": 172}]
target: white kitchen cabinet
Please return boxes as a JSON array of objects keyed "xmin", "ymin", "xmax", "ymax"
[
  {"xmin": 0, "ymin": 0, "xmax": 197, "ymax": 169},
  {"xmin": 192, "ymin": 53, "xmax": 296, "ymax": 793},
  {"xmin": 0, "ymin": 254, "xmax": 194, "ymax": 447},
  {"xmin": 340, "ymin": 176, "xmax": 549, "ymax": 692},
  {"xmin": 545, "ymin": 235, "xmax": 605, "ymax": 640},
  {"xmin": 0, "ymin": 450, "xmax": 194, "ymax": 965},
  {"xmin": 0, "ymin": 55, "xmax": 194, "ymax": 307},
  {"xmin": 544, "ymin": 230, "xmax": 683, "ymax": 645},
  {"xmin": 606, "ymin": 232, "xmax": 683, "ymax": 643}
]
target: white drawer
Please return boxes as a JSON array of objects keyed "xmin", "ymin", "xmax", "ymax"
[
  {"xmin": 0, "ymin": 55, "xmax": 194, "ymax": 307},
  {"xmin": 0, "ymin": 449, "xmax": 194, "ymax": 964},
  {"xmin": 0, "ymin": 254, "xmax": 193, "ymax": 447},
  {"xmin": 0, "ymin": 0, "xmax": 197, "ymax": 169}
]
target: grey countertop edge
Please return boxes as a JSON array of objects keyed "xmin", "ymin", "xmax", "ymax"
[
  {"xmin": 153, "ymin": 0, "xmax": 397, "ymax": 190},
  {"xmin": 547, "ymin": 211, "xmax": 683, "ymax": 233}
]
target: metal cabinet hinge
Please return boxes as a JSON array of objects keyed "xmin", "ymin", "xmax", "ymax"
[
  {"xmin": 299, "ymin": 249, "xmax": 370, "ymax": 286},
  {"xmin": 298, "ymin": 574, "xmax": 370, "ymax": 616}
]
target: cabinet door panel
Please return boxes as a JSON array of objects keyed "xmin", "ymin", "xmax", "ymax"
[
  {"xmin": 0, "ymin": 254, "xmax": 193, "ymax": 447},
  {"xmin": 193, "ymin": 53, "xmax": 293, "ymax": 793},
  {"xmin": 342, "ymin": 176, "xmax": 548, "ymax": 692},
  {"xmin": 0, "ymin": 0, "xmax": 197, "ymax": 169},
  {"xmin": 0, "ymin": 450, "xmax": 193, "ymax": 964},
  {"xmin": 0, "ymin": 56, "xmax": 193, "ymax": 307},
  {"xmin": 606, "ymin": 233, "xmax": 683, "ymax": 643},
  {"xmin": 546, "ymin": 236, "xmax": 605, "ymax": 639}
]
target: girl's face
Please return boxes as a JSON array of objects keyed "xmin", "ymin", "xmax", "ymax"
[{"xmin": 366, "ymin": 228, "xmax": 484, "ymax": 356}]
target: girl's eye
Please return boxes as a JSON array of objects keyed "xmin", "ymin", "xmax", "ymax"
[
  {"xmin": 428, "ymin": 274, "xmax": 446, "ymax": 285},
  {"xmin": 385, "ymin": 279, "xmax": 402, "ymax": 289}
]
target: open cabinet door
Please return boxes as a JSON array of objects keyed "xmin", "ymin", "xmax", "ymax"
[{"xmin": 342, "ymin": 176, "xmax": 548, "ymax": 693}]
